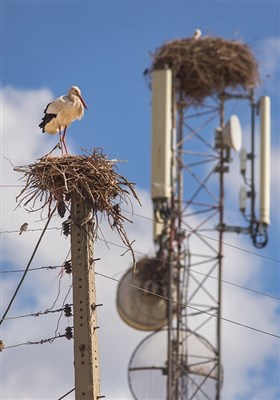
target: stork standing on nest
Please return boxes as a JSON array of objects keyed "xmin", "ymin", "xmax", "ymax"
[
  {"xmin": 39, "ymin": 86, "xmax": 88, "ymax": 154},
  {"xmin": 192, "ymin": 29, "xmax": 202, "ymax": 40}
]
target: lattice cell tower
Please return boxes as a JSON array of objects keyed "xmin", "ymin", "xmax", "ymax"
[{"xmin": 116, "ymin": 35, "xmax": 270, "ymax": 400}]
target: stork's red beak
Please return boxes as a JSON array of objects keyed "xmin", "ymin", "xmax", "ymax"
[{"xmin": 78, "ymin": 94, "xmax": 88, "ymax": 110}]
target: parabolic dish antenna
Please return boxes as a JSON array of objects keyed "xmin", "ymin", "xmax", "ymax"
[
  {"xmin": 222, "ymin": 114, "xmax": 242, "ymax": 152},
  {"xmin": 116, "ymin": 257, "xmax": 172, "ymax": 331},
  {"xmin": 128, "ymin": 328, "xmax": 221, "ymax": 400}
]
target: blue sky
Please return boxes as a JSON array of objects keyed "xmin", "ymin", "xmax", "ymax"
[
  {"xmin": 1, "ymin": 1, "xmax": 280, "ymax": 399},
  {"xmin": 2, "ymin": 0, "xmax": 280, "ymax": 187}
]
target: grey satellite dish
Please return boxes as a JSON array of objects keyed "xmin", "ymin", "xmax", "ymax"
[
  {"xmin": 116, "ymin": 257, "xmax": 173, "ymax": 331},
  {"xmin": 128, "ymin": 328, "xmax": 221, "ymax": 400},
  {"xmin": 222, "ymin": 114, "xmax": 242, "ymax": 151}
]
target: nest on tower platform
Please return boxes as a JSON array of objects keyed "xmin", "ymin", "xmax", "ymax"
[
  {"xmin": 149, "ymin": 36, "xmax": 259, "ymax": 103},
  {"xmin": 15, "ymin": 148, "xmax": 141, "ymax": 268}
]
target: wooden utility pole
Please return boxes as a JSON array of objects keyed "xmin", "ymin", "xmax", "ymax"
[{"xmin": 71, "ymin": 191, "xmax": 101, "ymax": 400}]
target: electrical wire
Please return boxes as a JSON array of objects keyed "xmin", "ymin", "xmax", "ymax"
[
  {"xmin": 2, "ymin": 253, "xmax": 278, "ymax": 339},
  {"xmin": 0, "ymin": 206, "xmax": 57, "ymax": 326},
  {"xmin": 2, "ymin": 306, "xmax": 73, "ymax": 321},
  {"xmin": 121, "ymin": 209, "xmax": 280, "ymax": 263},
  {"xmin": 0, "ymin": 265, "xmax": 60, "ymax": 273},
  {"xmin": 1, "ymin": 225, "xmax": 279, "ymax": 340},
  {"xmin": 96, "ymin": 237, "xmax": 280, "ymax": 302},
  {"xmin": 1, "ymin": 251, "xmax": 279, "ymax": 302},
  {"xmin": 2, "ymin": 260, "xmax": 280, "ymax": 338},
  {"xmin": 0, "ymin": 213, "xmax": 279, "ymax": 263},
  {"xmin": 55, "ymin": 284, "xmax": 73, "ymax": 337},
  {"xmin": 4, "ymin": 332, "xmax": 69, "ymax": 350},
  {"xmin": 95, "ymin": 270, "xmax": 280, "ymax": 340},
  {"xmin": 45, "ymin": 248, "xmax": 71, "ymax": 313},
  {"xmin": 0, "ymin": 207, "xmax": 278, "ymax": 338},
  {"xmin": 0, "ymin": 227, "xmax": 61, "ymax": 234},
  {"xmin": 57, "ymin": 388, "xmax": 75, "ymax": 400}
]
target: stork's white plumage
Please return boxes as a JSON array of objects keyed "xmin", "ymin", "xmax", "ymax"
[
  {"xmin": 192, "ymin": 29, "xmax": 202, "ymax": 40},
  {"xmin": 39, "ymin": 86, "xmax": 88, "ymax": 154}
]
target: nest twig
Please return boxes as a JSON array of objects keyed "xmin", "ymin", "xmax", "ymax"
[
  {"xmin": 15, "ymin": 148, "xmax": 141, "ymax": 270},
  {"xmin": 148, "ymin": 36, "xmax": 259, "ymax": 103}
]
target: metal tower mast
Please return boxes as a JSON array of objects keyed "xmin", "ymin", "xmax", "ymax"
[
  {"xmin": 164, "ymin": 82, "xmax": 225, "ymax": 399},
  {"xmin": 124, "ymin": 65, "xmax": 270, "ymax": 400},
  {"xmin": 163, "ymin": 89, "xmax": 270, "ymax": 399}
]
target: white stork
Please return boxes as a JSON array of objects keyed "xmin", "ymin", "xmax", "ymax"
[
  {"xmin": 39, "ymin": 86, "xmax": 88, "ymax": 154},
  {"xmin": 192, "ymin": 29, "xmax": 202, "ymax": 40}
]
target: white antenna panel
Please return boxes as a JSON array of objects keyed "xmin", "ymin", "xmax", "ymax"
[
  {"xmin": 239, "ymin": 186, "xmax": 247, "ymax": 212},
  {"xmin": 240, "ymin": 148, "xmax": 247, "ymax": 175},
  {"xmin": 260, "ymin": 96, "xmax": 271, "ymax": 226},
  {"xmin": 151, "ymin": 69, "xmax": 172, "ymax": 199},
  {"xmin": 153, "ymin": 210, "xmax": 164, "ymax": 240}
]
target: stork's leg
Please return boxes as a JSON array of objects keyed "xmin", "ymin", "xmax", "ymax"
[
  {"xmin": 59, "ymin": 128, "xmax": 64, "ymax": 155},
  {"xmin": 62, "ymin": 127, "xmax": 68, "ymax": 154}
]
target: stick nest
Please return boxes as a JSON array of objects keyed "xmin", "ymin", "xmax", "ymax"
[
  {"xmin": 149, "ymin": 36, "xmax": 259, "ymax": 103},
  {"xmin": 15, "ymin": 148, "xmax": 141, "ymax": 269}
]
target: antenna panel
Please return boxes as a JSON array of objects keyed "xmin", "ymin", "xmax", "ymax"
[
  {"xmin": 239, "ymin": 186, "xmax": 247, "ymax": 212},
  {"xmin": 151, "ymin": 69, "xmax": 172, "ymax": 199},
  {"xmin": 260, "ymin": 96, "xmax": 271, "ymax": 225},
  {"xmin": 240, "ymin": 148, "xmax": 247, "ymax": 175}
]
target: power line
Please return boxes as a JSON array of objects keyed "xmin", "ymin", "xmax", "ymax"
[
  {"xmin": 4, "ymin": 331, "xmax": 71, "ymax": 350},
  {"xmin": 1, "ymin": 250, "xmax": 279, "ymax": 302},
  {"xmin": 95, "ymin": 270, "xmax": 280, "ymax": 340},
  {"xmin": 1, "ymin": 265, "xmax": 60, "ymax": 273},
  {"xmin": 1, "ymin": 216, "xmax": 279, "ymax": 263},
  {"xmin": 55, "ymin": 284, "xmax": 73, "ymax": 337},
  {"xmin": 0, "ymin": 227, "xmax": 61, "ymax": 234},
  {"xmin": 3, "ymin": 305, "xmax": 73, "ymax": 322},
  {"xmin": 0, "ymin": 207, "xmax": 57, "ymax": 326},
  {"xmin": 121, "ymin": 209, "xmax": 280, "ymax": 263},
  {"xmin": 188, "ymin": 268, "xmax": 280, "ymax": 301},
  {"xmin": 3, "ymin": 258, "xmax": 278, "ymax": 339},
  {"xmin": 46, "ymin": 248, "xmax": 71, "ymax": 313},
  {"xmin": 57, "ymin": 388, "xmax": 75, "ymax": 400},
  {"xmin": 1, "ymin": 215, "xmax": 279, "ymax": 337},
  {"xmin": 96, "ymin": 237, "xmax": 280, "ymax": 302}
]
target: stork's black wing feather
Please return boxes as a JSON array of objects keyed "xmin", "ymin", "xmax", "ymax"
[{"xmin": 39, "ymin": 102, "xmax": 57, "ymax": 132}]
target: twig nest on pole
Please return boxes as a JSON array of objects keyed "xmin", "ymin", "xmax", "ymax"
[
  {"xmin": 150, "ymin": 36, "xmax": 259, "ymax": 103},
  {"xmin": 15, "ymin": 148, "xmax": 141, "ymax": 269}
]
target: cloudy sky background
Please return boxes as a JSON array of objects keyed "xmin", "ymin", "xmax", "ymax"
[{"xmin": 1, "ymin": 1, "xmax": 280, "ymax": 400}]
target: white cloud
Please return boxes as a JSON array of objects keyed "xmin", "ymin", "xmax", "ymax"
[
  {"xmin": 1, "ymin": 87, "xmax": 279, "ymax": 400},
  {"xmin": 1, "ymin": 86, "xmax": 54, "ymax": 165}
]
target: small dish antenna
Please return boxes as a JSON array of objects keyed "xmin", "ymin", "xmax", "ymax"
[
  {"xmin": 116, "ymin": 258, "xmax": 173, "ymax": 331},
  {"xmin": 222, "ymin": 114, "xmax": 242, "ymax": 151}
]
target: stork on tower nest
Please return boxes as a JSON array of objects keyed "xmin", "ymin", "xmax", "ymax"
[{"xmin": 148, "ymin": 35, "xmax": 259, "ymax": 104}]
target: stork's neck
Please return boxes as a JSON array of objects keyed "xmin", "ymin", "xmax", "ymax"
[
  {"xmin": 69, "ymin": 94, "xmax": 83, "ymax": 109},
  {"xmin": 68, "ymin": 93, "xmax": 78, "ymax": 102}
]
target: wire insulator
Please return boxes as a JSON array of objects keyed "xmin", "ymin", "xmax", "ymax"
[
  {"xmin": 64, "ymin": 304, "xmax": 72, "ymax": 317},
  {"xmin": 62, "ymin": 220, "xmax": 71, "ymax": 237},
  {"xmin": 64, "ymin": 261, "xmax": 72, "ymax": 274},
  {"xmin": 65, "ymin": 327, "xmax": 73, "ymax": 340}
]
